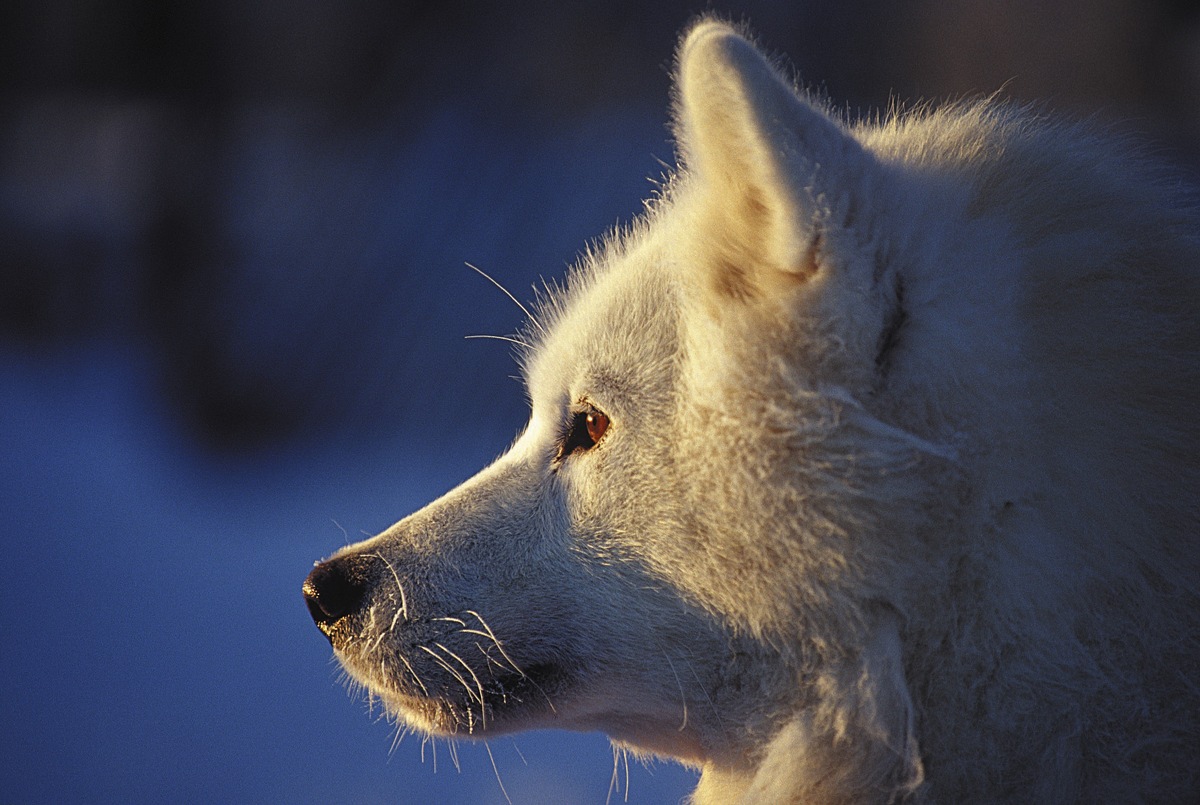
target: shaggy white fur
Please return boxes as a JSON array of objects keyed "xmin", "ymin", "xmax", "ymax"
[{"xmin": 306, "ymin": 19, "xmax": 1200, "ymax": 803}]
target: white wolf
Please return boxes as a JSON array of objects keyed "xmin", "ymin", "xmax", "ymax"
[{"xmin": 304, "ymin": 19, "xmax": 1200, "ymax": 803}]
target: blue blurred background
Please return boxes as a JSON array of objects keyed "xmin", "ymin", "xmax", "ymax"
[{"xmin": 2, "ymin": 2, "xmax": 1197, "ymax": 803}]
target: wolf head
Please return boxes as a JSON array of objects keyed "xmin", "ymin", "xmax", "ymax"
[
  {"xmin": 304, "ymin": 18, "xmax": 1199, "ymax": 804},
  {"xmin": 303, "ymin": 19, "xmax": 933, "ymax": 792}
]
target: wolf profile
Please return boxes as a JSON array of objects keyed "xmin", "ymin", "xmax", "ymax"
[{"xmin": 305, "ymin": 19, "xmax": 1200, "ymax": 803}]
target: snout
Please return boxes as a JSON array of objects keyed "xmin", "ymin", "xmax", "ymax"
[{"xmin": 302, "ymin": 553, "xmax": 378, "ymax": 637}]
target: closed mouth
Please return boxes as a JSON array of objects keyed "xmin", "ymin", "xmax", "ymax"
[{"xmin": 332, "ymin": 611, "xmax": 571, "ymax": 737}]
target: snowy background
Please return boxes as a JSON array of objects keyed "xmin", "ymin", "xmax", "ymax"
[{"xmin": 2, "ymin": 2, "xmax": 1197, "ymax": 803}]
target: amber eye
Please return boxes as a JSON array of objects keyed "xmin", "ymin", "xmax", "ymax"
[
  {"xmin": 558, "ymin": 406, "xmax": 610, "ymax": 459},
  {"xmin": 585, "ymin": 410, "xmax": 609, "ymax": 444}
]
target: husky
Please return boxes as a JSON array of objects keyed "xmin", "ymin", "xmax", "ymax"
[{"xmin": 304, "ymin": 19, "xmax": 1200, "ymax": 803}]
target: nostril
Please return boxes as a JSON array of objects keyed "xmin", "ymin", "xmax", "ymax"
[{"xmin": 303, "ymin": 555, "xmax": 373, "ymax": 627}]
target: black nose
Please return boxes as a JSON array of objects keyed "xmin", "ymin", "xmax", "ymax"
[{"xmin": 303, "ymin": 554, "xmax": 376, "ymax": 629}]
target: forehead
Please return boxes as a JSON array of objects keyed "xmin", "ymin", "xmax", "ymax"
[{"xmin": 524, "ymin": 227, "xmax": 680, "ymax": 405}]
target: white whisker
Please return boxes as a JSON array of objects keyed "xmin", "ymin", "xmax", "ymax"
[
  {"xmin": 466, "ymin": 262, "xmax": 547, "ymax": 338},
  {"xmin": 419, "ymin": 645, "xmax": 483, "ymax": 707},
  {"xmin": 464, "ymin": 611, "xmax": 524, "ymax": 676},
  {"xmin": 662, "ymin": 651, "xmax": 689, "ymax": 731},
  {"xmin": 435, "ymin": 641, "xmax": 488, "ymax": 730},
  {"xmin": 622, "ymin": 746, "xmax": 631, "ymax": 802},
  {"xmin": 389, "ymin": 724, "xmax": 411, "ymax": 757},
  {"xmin": 465, "ymin": 334, "xmax": 529, "ymax": 348},
  {"xmin": 607, "ymin": 744, "xmax": 620, "ymax": 805},
  {"xmin": 681, "ymin": 650, "xmax": 730, "ymax": 739},
  {"xmin": 366, "ymin": 552, "xmax": 408, "ymax": 620},
  {"xmin": 484, "ymin": 741, "xmax": 514, "ymax": 805},
  {"xmin": 397, "ymin": 653, "xmax": 430, "ymax": 697}
]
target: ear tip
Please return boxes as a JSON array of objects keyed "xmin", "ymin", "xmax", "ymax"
[
  {"xmin": 679, "ymin": 19, "xmax": 758, "ymax": 77},
  {"xmin": 682, "ymin": 19, "xmax": 740, "ymax": 52}
]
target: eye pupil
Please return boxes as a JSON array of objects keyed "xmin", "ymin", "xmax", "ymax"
[{"xmin": 586, "ymin": 411, "xmax": 609, "ymax": 444}]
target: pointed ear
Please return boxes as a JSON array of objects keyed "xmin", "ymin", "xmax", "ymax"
[{"xmin": 674, "ymin": 21, "xmax": 873, "ymax": 300}]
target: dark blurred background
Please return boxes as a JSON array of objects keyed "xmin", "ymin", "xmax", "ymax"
[
  {"xmin": 5, "ymin": 0, "xmax": 1198, "ymax": 450},
  {"xmin": 2, "ymin": 2, "xmax": 1197, "ymax": 803}
]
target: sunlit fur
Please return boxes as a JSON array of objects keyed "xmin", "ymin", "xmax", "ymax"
[{"xmin": 318, "ymin": 18, "xmax": 1199, "ymax": 803}]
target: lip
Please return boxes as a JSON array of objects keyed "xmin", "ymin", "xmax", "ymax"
[
  {"xmin": 414, "ymin": 659, "xmax": 567, "ymax": 729},
  {"xmin": 335, "ymin": 624, "xmax": 571, "ymax": 737}
]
